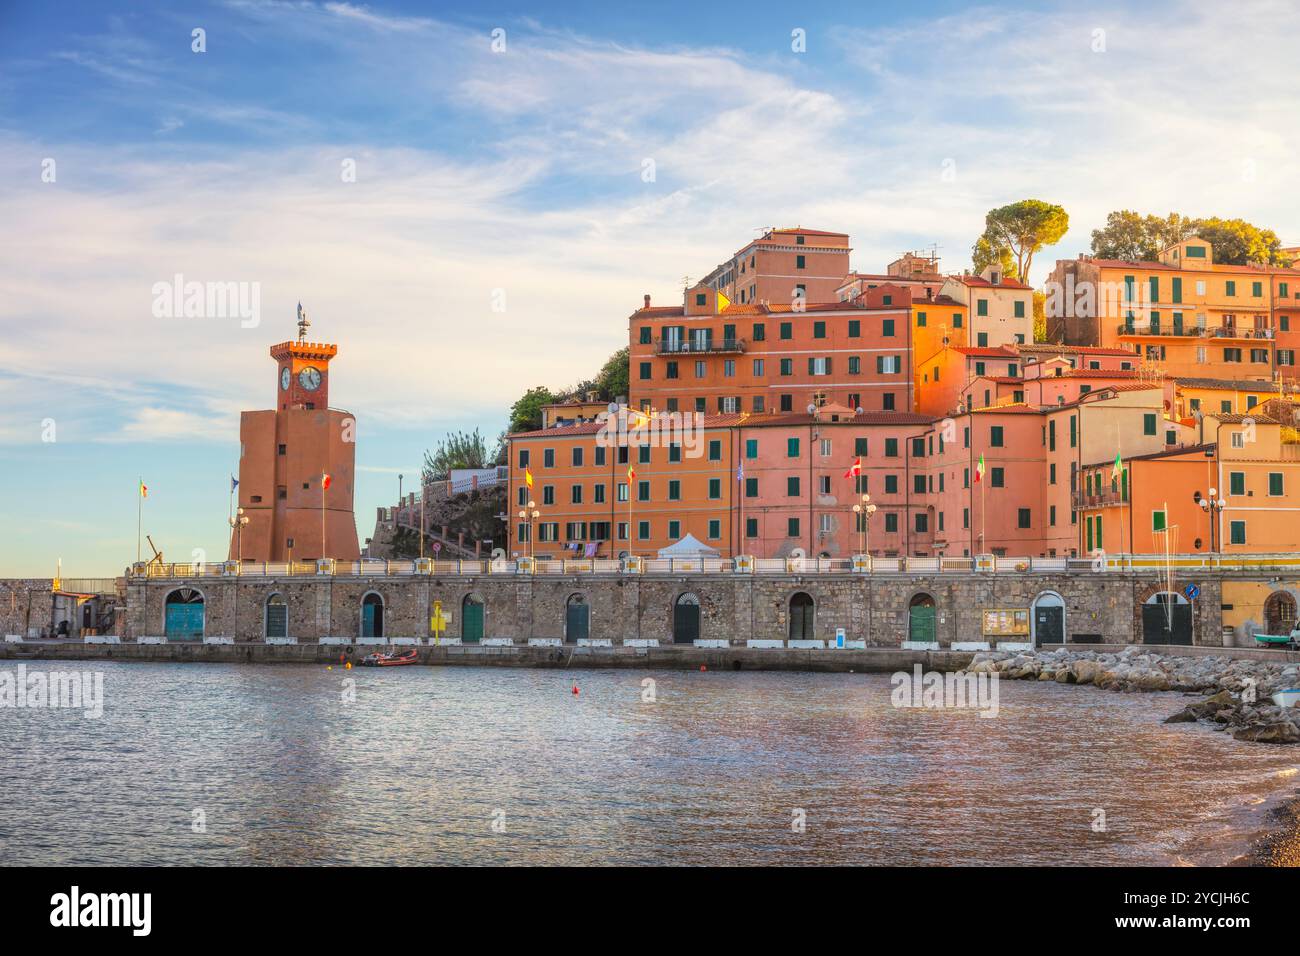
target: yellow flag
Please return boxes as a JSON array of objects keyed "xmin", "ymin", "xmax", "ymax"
[
  {"xmin": 525, "ymin": 468, "xmax": 534, "ymax": 489},
  {"xmin": 716, "ymin": 290, "xmax": 731, "ymax": 313}
]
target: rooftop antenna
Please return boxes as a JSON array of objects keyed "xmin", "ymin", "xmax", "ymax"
[
  {"xmin": 680, "ymin": 275, "xmax": 694, "ymax": 290},
  {"xmin": 296, "ymin": 301, "xmax": 311, "ymax": 342}
]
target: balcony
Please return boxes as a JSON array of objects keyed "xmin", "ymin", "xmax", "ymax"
[
  {"xmin": 1117, "ymin": 323, "xmax": 1274, "ymax": 340},
  {"xmin": 1072, "ymin": 491, "xmax": 1127, "ymax": 509},
  {"xmin": 655, "ymin": 337, "xmax": 746, "ymax": 355}
]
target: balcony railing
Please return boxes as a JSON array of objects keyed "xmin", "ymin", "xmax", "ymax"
[
  {"xmin": 1117, "ymin": 323, "xmax": 1274, "ymax": 340},
  {"xmin": 1072, "ymin": 491, "xmax": 1128, "ymax": 509},
  {"xmin": 127, "ymin": 552, "xmax": 1300, "ymax": 579},
  {"xmin": 655, "ymin": 337, "xmax": 746, "ymax": 355}
]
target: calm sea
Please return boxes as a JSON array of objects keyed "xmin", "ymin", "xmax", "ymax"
[{"xmin": 2, "ymin": 661, "xmax": 1296, "ymax": 865}]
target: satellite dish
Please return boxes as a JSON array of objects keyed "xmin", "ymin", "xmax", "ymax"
[
  {"xmin": 806, "ymin": 403, "xmax": 817, "ymax": 415},
  {"xmin": 855, "ymin": 406, "xmax": 864, "ymax": 415},
  {"xmin": 789, "ymin": 548, "xmax": 806, "ymax": 559}
]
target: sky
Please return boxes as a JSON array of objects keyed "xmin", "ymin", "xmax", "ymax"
[{"xmin": 1, "ymin": 0, "xmax": 1298, "ymax": 577}]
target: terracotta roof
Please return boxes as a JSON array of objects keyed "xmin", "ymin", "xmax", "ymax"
[
  {"xmin": 1210, "ymin": 412, "xmax": 1277, "ymax": 424},
  {"xmin": 1172, "ymin": 376, "xmax": 1279, "ymax": 392},
  {"xmin": 1084, "ymin": 443, "xmax": 1215, "ymax": 467},
  {"xmin": 1027, "ymin": 367, "xmax": 1141, "ymax": 379},
  {"xmin": 955, "ymin": 275, "xmax": 1032, "ymax": 290},
  {"xmin": 1016, "ymin": 344, "xmax": 1138, "ymax": 356},
  {"xmin": 954, "ymin": 346, "xmax": 1019, "ymax": 358}
]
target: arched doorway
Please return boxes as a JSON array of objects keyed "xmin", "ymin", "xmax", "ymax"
[
  {"xmin": 1032, "ymin": 591, "xmax": 1065, "ymax": 646},
  {"xmin": 1265, "ymin": 591, "xmax": 1297, "ymax": 635},
  {"xmin": 789, "ymin": 592, "xmax": 815, "ymax": 640},
  {"xmin": 265, "ymin": 593, "xmax": 288, "ymax": 639},
  {"xmin": 462, "ymin": 593, "xmax": 484, "ymax": 644},
  {"xmin": 1141, "ymin": 592, "xmax": 1192, "ymax": 645},
  {"xmin": 565, "ymin": 593, "xmax": 590, "ymax": 642},
  {"xmin": 908, "ymin": 593, "xmax": 936, "ymax": 643},
  {"xmin": 673, "ymin": 592, "xmax": 700, "ymax": 644},
  {"xmin": 361, "ymin": 592, "xmax": 384, "ymax": 638},
  {"xmin": 164, "ymin": 588, "xmax": 204, "ymax": 641}
]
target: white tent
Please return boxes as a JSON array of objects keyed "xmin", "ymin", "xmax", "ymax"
[{"xmin": 656, "ymin": 533, "xmax": 721, "ymax": 559}]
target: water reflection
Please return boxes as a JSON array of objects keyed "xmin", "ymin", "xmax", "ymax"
[{"xmin": 1, "ymin": 663, "xmax": 1296, "ymax": 865}]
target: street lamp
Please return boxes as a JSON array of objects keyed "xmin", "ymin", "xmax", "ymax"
[
  {"xmin": 517, "ymin": 499, "xmax": 540, "ymax": 559},
  {"xmin": 1197, "ymin": 487, "xmax": 1227, "ymax": 552},
  {"xmin": 229, "ymin": 506, "xmax": 250, "ymax": 563},
  {"xmin": 851, "ymin": 493, "xmax": 877, "ymax": 556}
]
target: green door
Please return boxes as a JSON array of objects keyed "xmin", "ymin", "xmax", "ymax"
[
  {"xmin": 462, "ymin": 597, "xmax": 484, "ymax": 643},
  {"xmin": 908, "ymin": 604, "xmax": 936, "ymax": 642},
  {"xmin": 565, "ymin": 598, "xmax": 589, "ymax": 642}
]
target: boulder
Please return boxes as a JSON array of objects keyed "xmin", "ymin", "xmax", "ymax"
[{"xmin": 1232, "ymin": 721, "xmax": 1300, "ymax": 744}]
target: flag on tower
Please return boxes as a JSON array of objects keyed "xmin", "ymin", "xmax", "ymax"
[
  {"xmin": 974, "ymin": 454, "xmax": 986, "ymax": 483},
  {"xmin": 844, "ymin": 457, "xmax": 862, "ymax": 479}
]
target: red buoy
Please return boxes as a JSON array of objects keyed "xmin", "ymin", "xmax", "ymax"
[
  {"xmin": 572, "ymin": 685, "xmax": 579, "ymax": 696},
  {"xmin": 699, "ymin": 665, "xmax": 707, "ymax": 672}
]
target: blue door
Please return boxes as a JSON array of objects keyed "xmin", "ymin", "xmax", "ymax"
[{"xmin": 164, "ymin": 598, "xmax": 204, "ymax": 640}]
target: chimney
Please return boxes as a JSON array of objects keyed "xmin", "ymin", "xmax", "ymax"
[{"xmin": 644, "ymin": 294, "xmax": 651, "ymax": 309}]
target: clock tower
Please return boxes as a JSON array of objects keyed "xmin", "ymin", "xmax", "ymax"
[{"xmin": 229, "ymin": 305, "xmax": 360, "ymax": 562}]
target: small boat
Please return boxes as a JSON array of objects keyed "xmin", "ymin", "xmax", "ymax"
[
  {"xmin": 1272, "ymin": 689, "xmax": 1300, "ymax": 709},
  {"xmin": 359, "ymin": 648, "xmax": 419, "ymax": 667}
]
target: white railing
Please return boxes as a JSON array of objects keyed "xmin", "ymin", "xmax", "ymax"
[{"xmin": 127, "ymin": 552, "xmax": 1300, "ymax": 580}]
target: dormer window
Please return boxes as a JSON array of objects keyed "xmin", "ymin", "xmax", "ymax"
[{"xmin": 695, "ymin": 293, "xmax": 706, "ymax": 306}]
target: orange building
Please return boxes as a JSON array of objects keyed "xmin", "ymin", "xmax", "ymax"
[
  {"xmin": 1076, "ymin": 413, "xmax": 1300, "ymax": 555},
  {"xmin": 628, "ymin": 283, "xmax": 919, "ymax": 417},
  {"xmin": 231, "ymin": 315, "xmax": 359, "ymax": 562},
  {"xmin": 702, "ymin": 226, "xmax": 851, "ymax": 306}
]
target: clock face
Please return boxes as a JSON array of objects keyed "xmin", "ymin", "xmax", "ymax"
[
  {"xmin": 280, "ymin": 367, "xmax": 290, "ymax": 390},
  {"xmin": 298, "ymin": 366, "xmax": 322, "ymax": 391}
]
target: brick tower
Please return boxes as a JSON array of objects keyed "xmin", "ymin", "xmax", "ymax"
[{"xmin": 229, "ymin": 305, "xmax": 360, "ymax": 562}]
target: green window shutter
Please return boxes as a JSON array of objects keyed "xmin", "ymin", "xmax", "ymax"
[
  {"xmin": 1230, "ymin": 472, "xmax": 1245, "ymax": 495},
  {"xmin": 745, "ymin": 438, "xmax": 758, "ymax": 458},
  {"xmin": 1149, "ymin": 276, "xmax": 1159, "ymax": 302},
  {"xmin": 709, "ymin": 478, "xmax": 720, "ymax": 499},
  {"xmin": 1253, "ymin": 281, "xmax": 1262, "ymax": 297},
  {"xmin": 848, "ymin": 319, "xmax": 860, "ymax": 337},
  {"xmin": 1152, "ymin": 510, "xmax": 1166, "ymax": 532},
  {"xmin": 1230, "ymin": 521, "xmax": 1246, "ymax": 545},
  {"xmin": 745, "ymin": 477, "xmax": 757, "ymax": 498},
  {"xmin": 1143, "ymin": 413, "xmax": 1156, "ymax": 435},
  {"xmin": 1226, "ymin": 280, "xmax": 1235, "ymax": 297},
  {"xmin": 787, "ymin": 437, "xmax": 800, "ymax": 457},
  {"xmin": 916, "ymin": 311, "xmax": 927, "ymax": 326},
  {"xmin": 813, "ymin": 321, "xmax": 826, "ymax": 338},
  {"xmin": 977, "ymin": 299, "xmax": 988, "ymax": 316},
  {"xmin": 1172, "ymin": 277, "xmax": 1182, "ymax": 303},
  {"xmin": 1269, "ymin": 473, "xmax": 1283, "ymax": 496},
  {"xmin": 1014, "ymin": 300, "xmax": 1025, "ymax": 318},
  {"xmin": 882, "ymin": 318, "xmax": 895, "ymax": 336},
  {"xmin": 991, "ymin": 426, "xmax": 1004, "ymax": 447},
  {"xmin": 855, "ymin": 437, "xmax": 868, "ymax": 455}
]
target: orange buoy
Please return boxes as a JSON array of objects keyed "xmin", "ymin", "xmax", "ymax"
[{"xmin": 345, "ymin": 661, "xmax": 352, "ymax": 670}]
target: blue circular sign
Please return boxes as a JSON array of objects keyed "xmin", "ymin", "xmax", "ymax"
[{"xmin": 1184, "ymin": 583, "xmax": 1201, "ymax": 600}]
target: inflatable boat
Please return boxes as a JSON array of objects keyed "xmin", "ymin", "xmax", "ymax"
[{"xmin": 359, "ymin": 648, "xmax": 419, "ymax": 667}]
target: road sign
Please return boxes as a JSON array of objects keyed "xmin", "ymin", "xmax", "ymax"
[
  {"xmin": 1184, "ymin": 583, "xmax": 1201, "ymax": 600},
  {"xmin": 432, "ymin": 541, "xmax": 442, "ymax": 553}
]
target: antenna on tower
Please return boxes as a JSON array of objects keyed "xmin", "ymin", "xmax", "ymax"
[{"xmin": 296, "ymin": 301, "xmax": 310, "ymax": 342}]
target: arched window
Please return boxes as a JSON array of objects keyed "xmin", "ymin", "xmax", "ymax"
[{"xmin": 1265, "ymin": 592, "xmax": 1297, "ymax": 635}]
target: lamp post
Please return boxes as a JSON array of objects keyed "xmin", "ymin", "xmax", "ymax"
[
  {"xmin": 1197, "ymin": 487, "xmax": 1227, "ymax": 553},
  {"xmin": 517, "ymin": 500, "xmax": 539, "ymax": 559},
  {"xmin": 229, "ymin": 507, "xmax": 250, "ymax": 563},
  {"xmin": 851, "ymin": 494, "xmax": 877, "ymax": 556}
]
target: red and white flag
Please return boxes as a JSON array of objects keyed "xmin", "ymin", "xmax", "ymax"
[
  {"xmin": 321, "ymin": 472, "xmax": 332, "ymax": 489},
  {"xmin": 843, "ymin": 457, "xmax": 862, "ymax": 479}
]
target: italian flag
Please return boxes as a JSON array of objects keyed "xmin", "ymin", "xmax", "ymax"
[
  {"xmin": 627, "ymin": 464, "xmax": 636, "ymax": 481},
  {"xmin": 974, "ymin": 454, "xmax": 986, "ymax": 483},
  {"xmin": 139, "ymin": 478, "xmax": 148, "ymax": 498},
  {"xmin": 1111, "ymin": 452, "xmax": 1125, "ymax": 480}
]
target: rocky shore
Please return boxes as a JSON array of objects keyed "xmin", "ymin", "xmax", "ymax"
[{"xmin": 965, "ymin": 647, "xmax": 1300, "ymax": 744}]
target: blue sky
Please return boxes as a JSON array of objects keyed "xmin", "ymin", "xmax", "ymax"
[{"xmin": 1, "ymin": 0, "xmax": 1298, "ymax": 576}]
